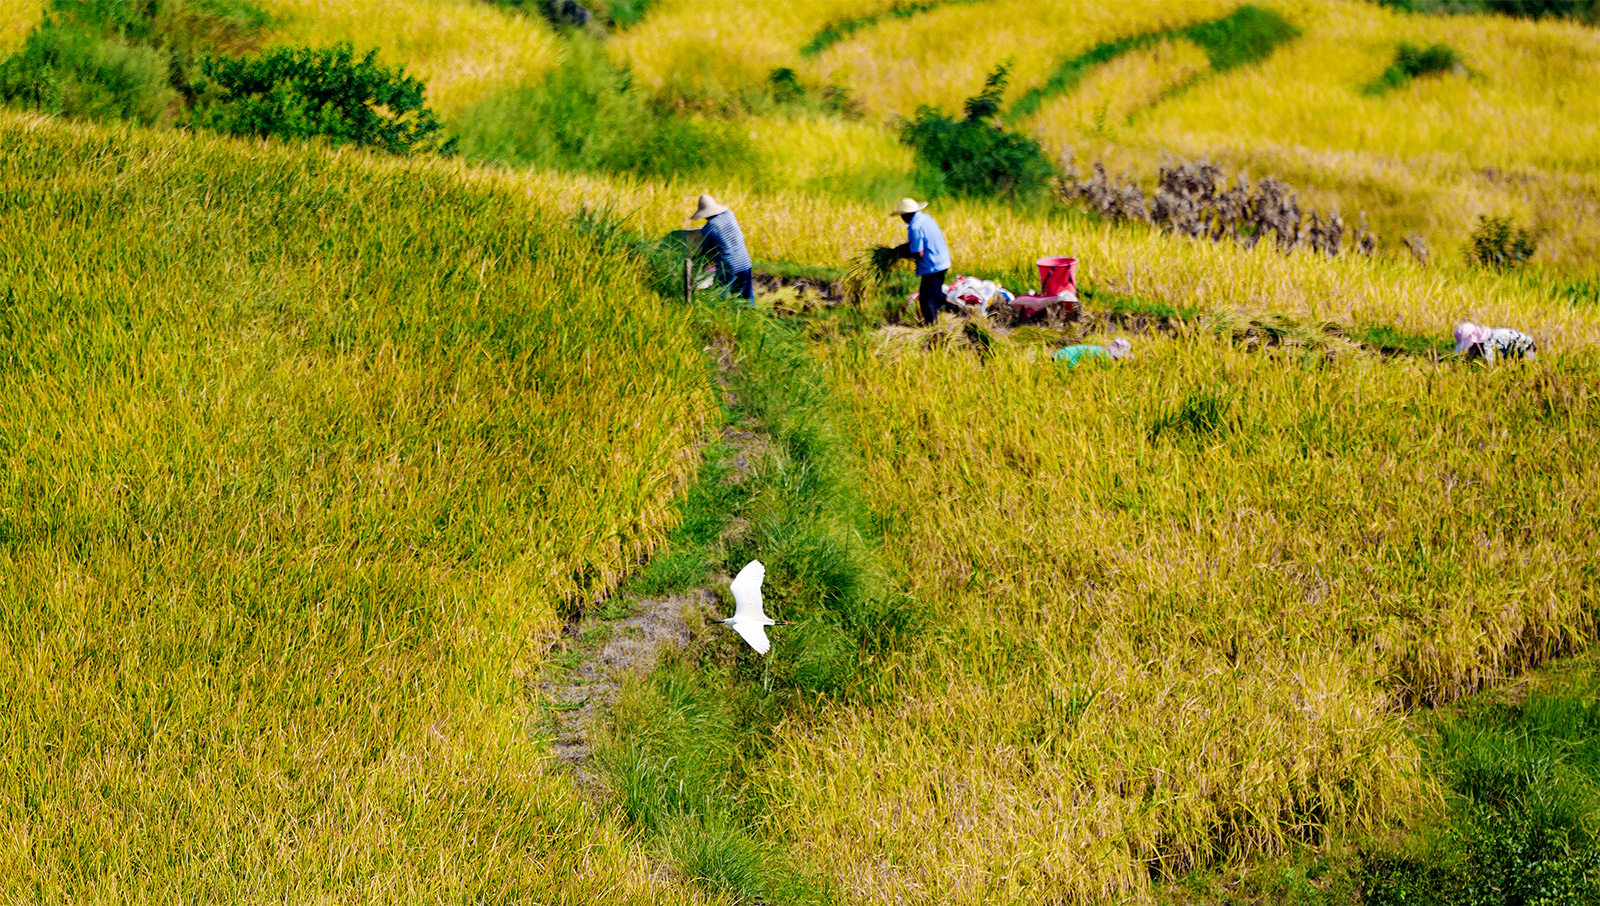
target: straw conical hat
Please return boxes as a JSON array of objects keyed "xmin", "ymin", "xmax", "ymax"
[
  {"xmin": 690, "ymin": 194, "xmax": 729, "ymax": 219},
  {"xmin": 889, "ymin": 197, "xmax": 929, "ymax": 216}
]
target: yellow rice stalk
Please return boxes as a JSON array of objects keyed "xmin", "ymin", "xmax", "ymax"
[{"xmin": 0, "ymin": 0, "xmax": 42, "ymax": 52}]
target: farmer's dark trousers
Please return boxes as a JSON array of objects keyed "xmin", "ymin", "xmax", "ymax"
[
  {"xmin": 919, "ymin": 269, "xmax": 946, "ymax": 325},
  {"xmin": 724, "ymin": 268, "xmax": 754, "ymax": 302}
]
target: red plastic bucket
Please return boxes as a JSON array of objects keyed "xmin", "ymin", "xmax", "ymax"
[{"xmin": 1036, "ymin": 256, "xmax": 1078, "ymax": 297}]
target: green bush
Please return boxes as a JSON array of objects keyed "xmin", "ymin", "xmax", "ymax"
[
  {"xmin": 455, "ymin": 36, "xmax": 755, "ymax": 177},
  {"xmin": 0, "ymin": 19, "xmax": 173, "ymax": 124},
  {"xmin": 0, "ymin": 0, "xmax": 270, "ymax": 125},
  {"xmin": 899, "ymin": 64, "xmax": 1055, "ymax": 200},
  {"xmin": 1, "ymin": 2, "xmax": 452, "ymax": 157},
  {"xmin": 196, "ymin": 43, "xmax": 454, "ymax": 155},
  {"xmin": 1468, "ymin": 213, "xmax": 1537, "ymax": 270},
  {"xmin": 1365, "ymin": 41, "xmax": 1463, "ymax": 94}
]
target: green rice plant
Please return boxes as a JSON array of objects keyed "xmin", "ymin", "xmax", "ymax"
[
  {"xmin": 800, "ymin": 0, "xmax": 970, "ymax": 57},
  {"xmin": 1376, "ymin": 0, "xmax": 1600, "ymax": 23},
  {"xmin": 1349, "ymin": 322, "xmax": 1457, "ymax": 358},
  {"xmin": 1148, "ymin": 384, "xmax": 1234, "ymax": 442},
  {"xmin": 1181, "ymin": 4, "xmax": 1302, "ymax": 72}
]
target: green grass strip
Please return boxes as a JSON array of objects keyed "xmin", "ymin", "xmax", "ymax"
[
  {"xmin": 579, "ymin": 230, "xmax": 920, "ymax": 906},
  {"xmin": 1011, "ymin": 4, "xmax": 1299, "ymax": 117},
  {"xmin": 1365, "ymin": 657, "xmax": 1600, "ymax": 902},
  {"xmin": 800, "ymin": 0, "xmax": 975, "ymax": 57}
]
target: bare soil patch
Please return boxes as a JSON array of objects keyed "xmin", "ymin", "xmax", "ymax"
[{"xmin": 539, "ymin": 588, "xmax": 718, "ymax": 785}]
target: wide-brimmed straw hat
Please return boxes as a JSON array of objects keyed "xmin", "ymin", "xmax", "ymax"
[
  {"xmin": 889, "ymin": 197, "xmax": 929, "ymax": 216},
  {"xmin": 690, "ymin": 194, "xmax": 729, "ymax": 220}
]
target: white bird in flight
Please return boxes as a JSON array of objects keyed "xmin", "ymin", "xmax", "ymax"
[{"xmin": 722, "ymin": 560, "xmax": 789, "ymax": 654}]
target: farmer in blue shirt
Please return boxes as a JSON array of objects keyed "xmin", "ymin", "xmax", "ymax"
[
  {"xmin": 690, "ymin": 194, "xmax": 754, "ymax": 301},
  {"xmin": 891, "ymin": 198, "xmax": 951, "ymax": 325}
]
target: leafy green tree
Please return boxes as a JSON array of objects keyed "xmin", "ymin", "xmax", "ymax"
[{"xmin": 899, "ymin": 64, "xmax": 1055, "ymax": 200}]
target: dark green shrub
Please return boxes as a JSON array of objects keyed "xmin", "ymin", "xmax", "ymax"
[
  {"xmin": 900, "ymin": 64, "xmax": 1055, "ymax": 199},
  {"xmin": 1468, "ymin": 214, "xmax": 1537, "ymax": 270},
  {"xmin": 196, "ymin": 43, "xmax": 454, "ymax": 155},
  {"xmin": 1365, "ymin": 41, "xmax": 1462, "ymax": 94},
  {"xmin": 765, "ymin": 67, "xmax": 860, "ymax": 116},
  {"xmin": 1, "ymin": 0, "xmax": 454, "ymax": 156}
]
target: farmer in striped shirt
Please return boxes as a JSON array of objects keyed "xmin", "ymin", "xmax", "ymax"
[{"xmin": 690, "ymin": 194, "xmax": 754, "ymax": 301}]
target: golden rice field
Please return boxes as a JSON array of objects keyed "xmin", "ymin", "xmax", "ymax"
[
  {"xmin": 254, "ymin": 0, "xmax": 562, "ymax": 119},
  {"xmin": 236, "ymin": 0, "xmax": 1600, "ymax": 270},
  {"xmin": 610, "ymin": 0, "xmax": 899, "ymax": 104},
  {"xmin": 0, "ymin": 111, "xmax": 713, "ymax": 902},
  {"xmin": 500, "ymin": 167, "xmax": 1600, "ymax": 350},
  {"xmin": 612, "ymin": 0, "xmax": 1600, "ymax": 271},
  {"xmin": 7, "ymin": 0, "xmax": 1600, "ymax": 902},
  {"xmin": 1023, "ymin": 0, "xmax": 1600, "ymax": 269},
  {"xmin": 756, "ymin": 332, "xmax": 1600, "ymax": 903}
]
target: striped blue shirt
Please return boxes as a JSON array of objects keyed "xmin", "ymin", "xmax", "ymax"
[
  {"xmin": 700, "ymin": 210, "xmax": 752, "ymax": 275},
  {"xmin": 906, "ymin": 211, "xmax": 951, "ymax": 276}
]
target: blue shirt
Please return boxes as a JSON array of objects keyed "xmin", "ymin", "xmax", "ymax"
[
  {"xmin": 906, "ymin": 211, "xmax": 951, "ymax": 276},
  {"xmin": 700, "ymin": 210, "xmax": 752, "ymax": 274}
]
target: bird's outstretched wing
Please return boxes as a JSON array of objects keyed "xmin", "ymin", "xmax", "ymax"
[
  {"xmin": 729, "ymin": 560, "xmax": 766, "ymax": 623},
  {"xmin": 732, "ymin": 620, "xmax": 771, "ymax": 655}
]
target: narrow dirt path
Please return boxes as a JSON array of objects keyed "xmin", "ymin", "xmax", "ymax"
[{"xmin": 536, "ymin": 336, "xmax": 763, "ymax": 788}]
